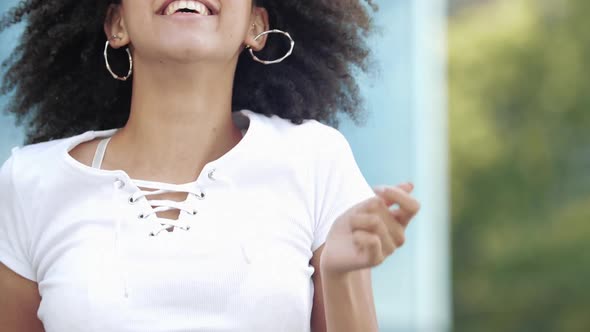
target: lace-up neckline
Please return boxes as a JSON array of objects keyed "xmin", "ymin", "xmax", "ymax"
[
  {"xmin": 94, "ymin": 127, "xmax": 247, "ymax": 237},
  {"xmin": 81, "ymin": 110, "xmax": 252, "ymax": 239},
  {"xmin": 97, "ymin": 137, "xmax": 206, "ymax": 236}
]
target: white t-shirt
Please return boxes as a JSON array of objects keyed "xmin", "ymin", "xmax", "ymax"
[{"xmin": 0, "ymin": 109, "xmax": 375, "ymax": 332}]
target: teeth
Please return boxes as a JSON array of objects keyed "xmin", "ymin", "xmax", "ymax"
[{"xmin": 164, "ymin": 1, "xmax": 211, "ymax": 16}]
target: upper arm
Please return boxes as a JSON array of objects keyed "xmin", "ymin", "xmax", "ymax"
[
  {"xmin": 0, "ymin": 263, "xmax": 44, "ymax": 332},
  {"xmin": 310, "ymin": 245, "xmax": 376, "ymax": 332},
  {"xmin": 310, "ymin": 246, "xmax": 327, "ymax": 332},
  {"xmin": 309, "ymin": 127, "xmax": 378, "ymax": 331},
  {"xmin": 0, "ymin": 151, "xmax": 44, "ymax": 331}
]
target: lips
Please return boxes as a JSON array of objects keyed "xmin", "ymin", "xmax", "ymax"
[{"xmin": 158, "ymin": 0, "xmax": 221, "ymax": 15}]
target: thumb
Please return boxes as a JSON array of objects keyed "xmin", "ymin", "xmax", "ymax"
[
  {"xmin": 397, "ymin": 182, "xmax": 414, "ymax": 193},
  {"xmin": 374, "ymin": 183, "xmax": 414, "ymax": 195},
  {"xmin": 373, "ymin": 183, "xmax": 415, "ymax": 207}
]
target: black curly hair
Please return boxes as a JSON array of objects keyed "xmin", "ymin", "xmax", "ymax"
[{"xmin": 0, "ymin": 0, "xmax": 377, "ymax": 144}]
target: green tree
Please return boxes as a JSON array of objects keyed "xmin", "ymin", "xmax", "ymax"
[{"xmin": 449, "ymin": 0, "xmax": 590, "ymax": 331}]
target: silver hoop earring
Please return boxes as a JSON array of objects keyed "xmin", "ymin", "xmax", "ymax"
[
  {"xmin": 104, "ymin": 40, "xmax": 133, "ymax": 81},
  {"xmin": 246, "ymin": 29, "xmax": 295, "ymax": 65}
]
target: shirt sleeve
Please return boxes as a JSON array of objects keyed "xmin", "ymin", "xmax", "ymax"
[
  {"xmin": 0, "ymin": 147, "xmax": 36, "ymax": 281},
  {"xmin": 311, "ymin": 128, "xmax": 376, "ymax": 252}
]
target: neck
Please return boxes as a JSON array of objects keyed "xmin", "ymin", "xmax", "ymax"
[{"xmin": 110, "ymin": 59, "xmax": 243, "ymax": 182}]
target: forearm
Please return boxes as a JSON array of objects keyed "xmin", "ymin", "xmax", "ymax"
[{"xmin": 321, "ymin": 269, "xmax": 379, "ymax": 332}]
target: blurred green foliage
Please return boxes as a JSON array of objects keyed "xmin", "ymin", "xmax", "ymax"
[{"xmin": 449, "ymin": 0, "xmax": 590, "ymax": 331}]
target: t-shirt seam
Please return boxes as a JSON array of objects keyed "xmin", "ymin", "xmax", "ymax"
[
  {"xmin": 298, "ymin": 134, "xmax": 316, "ymax": 252},
  {"xmin": 311, "ymin": 128, "xmax": 340, "ymax": 251},
  {"xmin": 7, "ymin": 148, "xmax": 34, "ymax": 273}
]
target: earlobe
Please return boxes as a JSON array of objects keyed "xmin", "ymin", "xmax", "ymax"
[
  {"xmin": 104, "ymin": 4, "xmax": 130, "ymax": 49},
  {"xmin": 244, "ymin": 7, "xmax": 295, "ymax": 65},
  {"xmin": 246, "ymin": 23, "xmax": 266, "ymax": 52},
  {"xmin": 245, "ymin": 7, "xmax": 270, "ymax": 51},
  {"xmin": 246, "ymin": 29, "xmax": 295, "ymax": 65}
]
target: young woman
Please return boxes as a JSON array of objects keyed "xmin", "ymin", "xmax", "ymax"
[{"xmin": 0, "ymin": 1, "xmax": 420, "ymax": 331}]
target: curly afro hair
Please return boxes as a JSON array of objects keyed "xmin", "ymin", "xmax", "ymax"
[{"xmin": 1, "ymin": 0, "xmax": 377, "ymax": 144}]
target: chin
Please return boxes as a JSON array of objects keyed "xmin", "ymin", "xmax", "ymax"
[{"xmin": 160, "ymin": 40, "xmax": 222, "ymax": 63}]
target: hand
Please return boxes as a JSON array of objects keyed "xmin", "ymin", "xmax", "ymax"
[{"xmin": 320, "ymin": 183, "xmax": 421, "ymax": 276}]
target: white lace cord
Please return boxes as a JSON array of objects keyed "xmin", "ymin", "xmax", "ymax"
[
  {"xmin": 110, "ymin": 170, "xmax": 236, "ymax": 297},
  {"xmin": 113, "ymin": 179, "xmax": 130, "ymax": 298},
  {"xmin": 129, "ymin": 181, "xmax": 206, "ymax": 236}
]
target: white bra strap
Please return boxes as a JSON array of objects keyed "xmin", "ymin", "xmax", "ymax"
[
  {"xmin": 92, "ymin": 129, "xmax": 244, "ymax": 170},
  {"xmin": 92, "ymin": 137, "xmax": 112, "ymax": 169}
]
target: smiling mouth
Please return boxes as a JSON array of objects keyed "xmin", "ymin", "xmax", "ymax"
[{"xmin": 160, "ymin": 0, "xmax": 217, "ymax": 16}]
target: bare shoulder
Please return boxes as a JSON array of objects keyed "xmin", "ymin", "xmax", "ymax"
[
  {"xmin": 68, "ymin": 138, "xmax": 101, "ymax": 168},
  {"xmin": 0, "ymin": 263, "xmax": 44, "ymax": 331}
]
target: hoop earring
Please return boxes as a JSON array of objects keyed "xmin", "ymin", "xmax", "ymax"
[
  {"xmin": 104, "ymin": 37, "xmax": 133, "ymax": 81},
  {"xmin": 246, "ymin": 29, "xmax": 295, "ymax": 65}
]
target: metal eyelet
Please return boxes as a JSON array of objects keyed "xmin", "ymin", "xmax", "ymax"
[
  {"xmin": 114, "ymin": 178, "xmax": 125, "ymax": 189},
  {"xmin": 128, "ymin": 195, "xmax": 137, "ymax": 204},
  {"xmin": 138, "ymin": 213, "xmax": 146, "ymax": 219},
  {"xmin": 191, "ymin": 209, "xmax": 198, "ymax": 215},
  {"xmin": 194, "ymin": 192, "xmax": 206, "ymax": 200},
  {"xmin": 208, "ymin": 169, "xmax": 216, "ymax": 181}
]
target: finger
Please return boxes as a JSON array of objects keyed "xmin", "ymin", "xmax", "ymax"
[
  {"xmin": 356, "ymin": 198, "xmax": 409, "ymax": 245},
  {"xmin": 397, "ymin": 182, "xmax": 414, "ymax": 194},
  {"xmin": 350, "ymin": 210, "xmax": 379, "ymax": 231},
  {"xmin": 368, "ymin": 205, "xmax": 406, "ymax": 248},
  {"xmin": 384, "ymin": 214, "xmax": 406, "ymax": 247},
  {"xmin": 374, "ymin": 182, "xmax": 414, "ymax": 195},
  {"xmin": 373, "ymin": 186, "xmax": 420, "ymax": 216},
  {"xmin": 391, "ymin": 208, "xmax": 413, "ymax": 228},
  {"xmin": 360, "ymin": 196, "xmax": 389, "ymax": 215},
  {"xmin": 352, "ymin": 230, "xmax": 385, "ymax": 265},
  {"xmin": 351, "ymin": 214, "xmax": 397, "ymax": 255}
]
